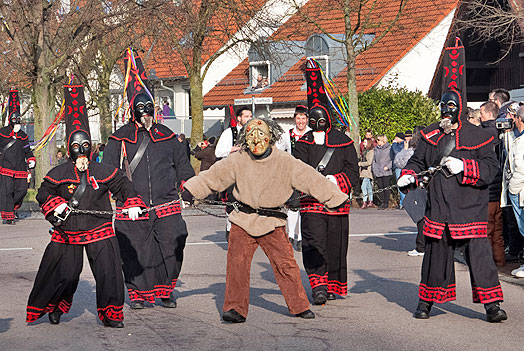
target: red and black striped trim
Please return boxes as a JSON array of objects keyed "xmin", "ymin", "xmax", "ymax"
[
  {"xmin": 45, "ymin": 167, "xmax": 81, "ymax": 184},
  {"xmin": 122, "ymin": 196, "xmax": 146, "ymax": 209},
  {"xmin": 41, "ymin": 195, "xmax": 68, "ymax": 217},
  {"xmin": 308, "ymin": 273, "xmax": 328, "ymax": 290},
  {"xmin": 461, "ymin": 158, "xmax": 479, "ymax": 185},
  {"xmin": 448, "ymin": 222, "xmax": 487, "ymax": 239},
  {"xmin": 300, "ymin": 199, "xmax": 350, "ymax": 215},
  {"xmin": 155, "ymin": 202, "xmax": 181, "ymax": 218},
  {"xmin": 423, "ymin": 217, "xmax": 446, "ymax": 239},
  {"xmin": 328, "ymin": 280, "xmax": 347, "ymax": 296},
  {"xmin": 98, "ymin": 305, "xmax": 123, "ymax": 322},
  {"xmin": 0, "ymin": 167, "xmax": 28, "ymax": 178},
  {"xmin": 1, "ymin": 211, "xmax": 15, "ymax": 220},
  {"xmin": 421, "ymin": 129, "xmax": 445, "ymax": 146},
  {"xmin": 400, "ymin": 169, "xmax": 419, "ymax": 186},
  {"xmin": 419, "ymin": 283, "xmax": 456, "ymax": 303},
  {"xmin": 51, "ymin": 222, "xmax": 115, "ymax": 244},
  {"xmin": 150, "ymin": 127, "xmax": 176, "ymax": 142},
  {"xmin": 109, "ymin": 125, "xmax": 139, "ymax": 143},
  {"xmin": 26, "ymin": 299, "xmax": 72, "ymax": 323},
  {"xmin": 472, "ymin": 285, "xmax": 504, "ymax": 304},
  {"xmin": 115, "ymin": 206, "xmax": 150, "ymax": 221},
  {"xmin": 128, "ymin": 279, "xmax": 178, "ymax": 303},
  {"xmin": 87, "ymin": 167, "xmax": 118, "ymax": 183},
  {"xmin": 334, "ymin": 172, "xmax": 351, "ymax": 194}
]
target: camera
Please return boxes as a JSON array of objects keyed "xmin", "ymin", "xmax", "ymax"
[{"xmin": 496, "ymin": 117, "xmax": 513, "ymax": 130}]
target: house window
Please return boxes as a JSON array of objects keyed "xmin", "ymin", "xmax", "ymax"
[
  {"xmin": 250, "ymin": 61, "xmax": 270, "ymax": 90},
  {"xmin": 306, "ymin": 35, "xmax": 330, "ymax": 77}
]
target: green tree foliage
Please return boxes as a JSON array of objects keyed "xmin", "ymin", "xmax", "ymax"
[{"xmin": 355, "ymin": 86, "xmax": 439, "ymax": 141}]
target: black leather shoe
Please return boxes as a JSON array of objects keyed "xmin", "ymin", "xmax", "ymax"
[
  {"xmin": 313, "ymin": 292, "xmax": 327, "ymax": 305},
  {"xmin": 103, "ymin": 319, "xmax": 124, "ymax": 328},
  {"xmin": 414, "ymin": 301, "xmax": 432, "ymax": 319},
  {"xmin": 161, "ymin": 297, "xmax": 177, "ymax": 308},
  {"xmin": 222, "ymin": 309, "xmax": 246, "ymax": 323},
  {"xmin": 48, "ymin": 310, "xmax": 63, "ymax": 325},
  {"xmin": 327, "ymin": 293, "xmax": 336, "ymax": 300},
  {"xmin": 486, "ymin": 305, "xmax": 508, "ymax": 323},
  {"xmin": 296, "ymin": 309, "xmax": 315, "ymax": 319},
  {"xmin": 130, "ymin": 301, "xmax": 145, "ymax": 309}
]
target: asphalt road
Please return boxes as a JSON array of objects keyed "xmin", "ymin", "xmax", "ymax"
[{"xmin": 1, "ymin": 207, "xmax": 523, "ymax": 350}]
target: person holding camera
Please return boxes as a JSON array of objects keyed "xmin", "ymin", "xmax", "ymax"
[{"xmin": 502, "ymin": 105, "xmax": 524, "ymax": 277}]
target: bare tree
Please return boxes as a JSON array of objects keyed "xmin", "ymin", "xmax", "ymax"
[
  {"xmin": 283, "ymin": 0, "xmax": 407, "ymax": 145},
  {"xmin": 458, "ymin": 0, "xmax": 524, "ymax": 56},
  {"xmin": 0, "ymin": 0, "xmax": 122, "ymax": 184},
  {"xmin": 142, "ymin": 0, "xmax": 283, "ymax": 168}
]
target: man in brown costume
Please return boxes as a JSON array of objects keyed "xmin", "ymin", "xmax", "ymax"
[{"xmin": 182, "ymin": 118, "xmax": 348, "ymax": 323}]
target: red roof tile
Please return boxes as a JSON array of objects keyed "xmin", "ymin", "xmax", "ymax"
[{"xmin": 204, "ymin": 0, "xmax": 460, "ymax": 107}]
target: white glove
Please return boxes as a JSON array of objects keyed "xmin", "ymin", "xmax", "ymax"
[
  {"xmin": 54, "ymin": 203, "xmax": 69, "ymax": 215},
  {"xmin": 397, "ymin": 174, "xmax": 415, "ymax": 187},
  {"xmin": 127, "ymin": 207, "xmax": 142, "ymax": 221},
  {"xmin": 28, "ymin": 160, "xmax": 36, "ymax": 169},
  {"xmin": 326, "ymin": 175, "xmax": 337, "ymax": 185},
  {"xmin": 442, "ymin": 156, "xmax": 464, "ymax": 175}
]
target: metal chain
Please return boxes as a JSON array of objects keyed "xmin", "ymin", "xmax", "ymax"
[{"xmin": 68, "ymin": 166, "xmax": 445, "ymax": 218}]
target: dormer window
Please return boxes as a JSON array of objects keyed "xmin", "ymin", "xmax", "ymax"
[
  {"xmin": 306, "ymin": 35, "xmax": 330, "ymax": 77},
  {"xmin": 250, "ymin": 61, "xmax": 270, "ymax": 90}
]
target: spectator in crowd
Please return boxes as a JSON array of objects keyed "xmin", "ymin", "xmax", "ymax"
[
  {"xmin": 162, "ymin": 100, "xmax": 174, "ymax": 117},
  {"xmin": 480, "ymin": 101, "xmax": 504, "ymax": 266},
  {"xmin": 468, "ymin": 108, "xmax": 482, "ymax": 126},
  {"xmin": 91, "ymin": 144, "xmax": 100, "ymax": 162},
  {"xmin": 155, "ymin": 106, "xmax": 164, "ymax": 124},
  {"xmin": 502, "ymin": 105, "xmax": 524, "ymax": 277},
  {"xmin": 358, "ymin": 138, "xmax": 375, "ymax": 209},
  {"xmin": 391, "ymin": 132, "xmax": 406, "ymax": 209},
  {"xmin": 372, "ymin": 135, "xmax": 392, "ymax": 210},
  {"xmin": 396, "ymin": 126, "xmax": 425, "ymax": 256},
  {"xmin": 193, "ymin": 136, "xmax": 217, "ymax": 172},
  {"xmin": 178, "ymin": 133, "xmax": 191, "ymax": 160},
  {"xmin": 56, "ymin": 150, "xmax": 67, "ymax": 165},
  {"xmin": 360, "ymin": 129, "xmax": 377, "ymax": 154},
  {"xmin": 489, "ymin": 88, "xmax": 511, "ymax": 111}
]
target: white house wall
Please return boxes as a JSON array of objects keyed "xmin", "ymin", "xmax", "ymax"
[{"xmin": 376, "ymin": 9, "xmax": 456, "ymax": 93}]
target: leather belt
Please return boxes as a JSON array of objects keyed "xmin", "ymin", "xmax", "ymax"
[{"xmin": 234, "ymin": 201, "xmax": 287, "ymax": 220}]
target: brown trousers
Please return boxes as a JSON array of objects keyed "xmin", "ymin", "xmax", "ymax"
[
  {"xmin": 224, "ymin": 224, "xmax": 310, "ymax": 318},
  {"xmin": 487, "ymin": 202, "xmax": 505, "ymax": 267}
]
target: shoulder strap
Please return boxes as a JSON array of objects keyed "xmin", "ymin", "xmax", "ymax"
[
  {"xmin": 316, "ymin": 148, "xmax": 335, "ymax": 172},
  {"xmin": 0, "ymin": 138, "xmax": 16, "ymax": 157},
  {"xmin": 128, "ymin": 134, "xmax": 150, "ymax": 176},
  {"xmin": 70, "ymin": 172, "xmax": 87, "ymax": 208}
]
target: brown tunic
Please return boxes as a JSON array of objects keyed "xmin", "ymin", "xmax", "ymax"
[{"xmin": 184, "ymin": 146, "xmax": 348, "ymax": 236}]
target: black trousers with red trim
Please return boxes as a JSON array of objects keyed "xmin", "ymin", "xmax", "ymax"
[
  {"xmin": 419, "ymin": 228, "xmax": 503, "ymax": 304},
  {"xmin": 26, "ymin": 236, "xmax": 124, "ymax": 323},
  {"xmin": 0, "ymin": 175, "xmax": 27, "ymax": 220},
  {"xmin": 300, "ymin": 212, "xmax": 349, "ymax": 296},
  {"xmin": 115, "ymin": 212, "xmax": 188, "ymax": 303}
]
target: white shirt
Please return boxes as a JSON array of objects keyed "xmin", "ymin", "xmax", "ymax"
[
  {"xmin": 506, "ymin": 132, "xmax": 524, "ymax": 195},
  {"xmin": 215, "ymin": 126, "xmax": 243, "ymax": 159},
  {"xmin": 279, "ymin": 126, "xmax": 312, "ymax": 154}
]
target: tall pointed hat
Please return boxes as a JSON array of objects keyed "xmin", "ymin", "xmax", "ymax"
[
  {"xmin": 442, "ymin": 37, "xmax": 467, "ymax": 119},
  {"xmin": 64, "ymin": 83, "xmax": 90, "ymax": 146},
  {"xmin": 8, "ymin": 89, "xmax": 20, "ymax": 120},
  {"xmin": 305, "ymin": 59, "xmax": 332, "ymax": 125},
  {"xmin": 124, "ymin": 48, "xmax": 154, "ymax": 122}
]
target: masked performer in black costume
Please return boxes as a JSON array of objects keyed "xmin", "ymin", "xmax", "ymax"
[
  {"xmin": 293, "ymin": 60, "xmax": 359, "ymax": 305},
  {"xmin": 398, "ymin": 39, "xmax": 506, "ymax": 323},
  {"xmin": 103, "ymin": 51, "xmax": 194, "ymax": 309},
  {"xmin": 26, "ymin": 83, "xmax": 145, "ymax": 327},
  {"xmin": 0, "ymin": 89, "xmax": 35, "ymax": 224}
]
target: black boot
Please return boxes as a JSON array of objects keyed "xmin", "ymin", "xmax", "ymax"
[
  {"xmin": 222, "ymin": 309, "xmax": 246, "ymax": 323},
  {"xmin": 161, "ymin": 296, "xmax": 177, "ymax": 308},
  {"xmin": 103, "ymin": 319, "xmax": 124, "ymax": 328},
  {"xmin": 485, "ymin": 302, "xmax": 507, "ymax": 323},
  {"xmin": 5, "ymin": 219, "xmax": 15, "ymax": 225},
  {"xmin": 130, "ymin": 300, "xmax": 145, "ymax": 309},
  {"xmin": 326, "ymin": 293, "xmax": 336, "ymax": 301},
  {"xmin": 313, "ymin": 291, "xmax": 327, "ymax": 305},
  {"xmin": 414, "ymin": 300, "xmax": 432, "ymax": 319},
  {"xmin": 48, "ymin": 310, "xmax": 63, "ymax": 325},
  {"xmin": 295, "ymin": 309, "xmax": 315, "ymax": 319}
]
